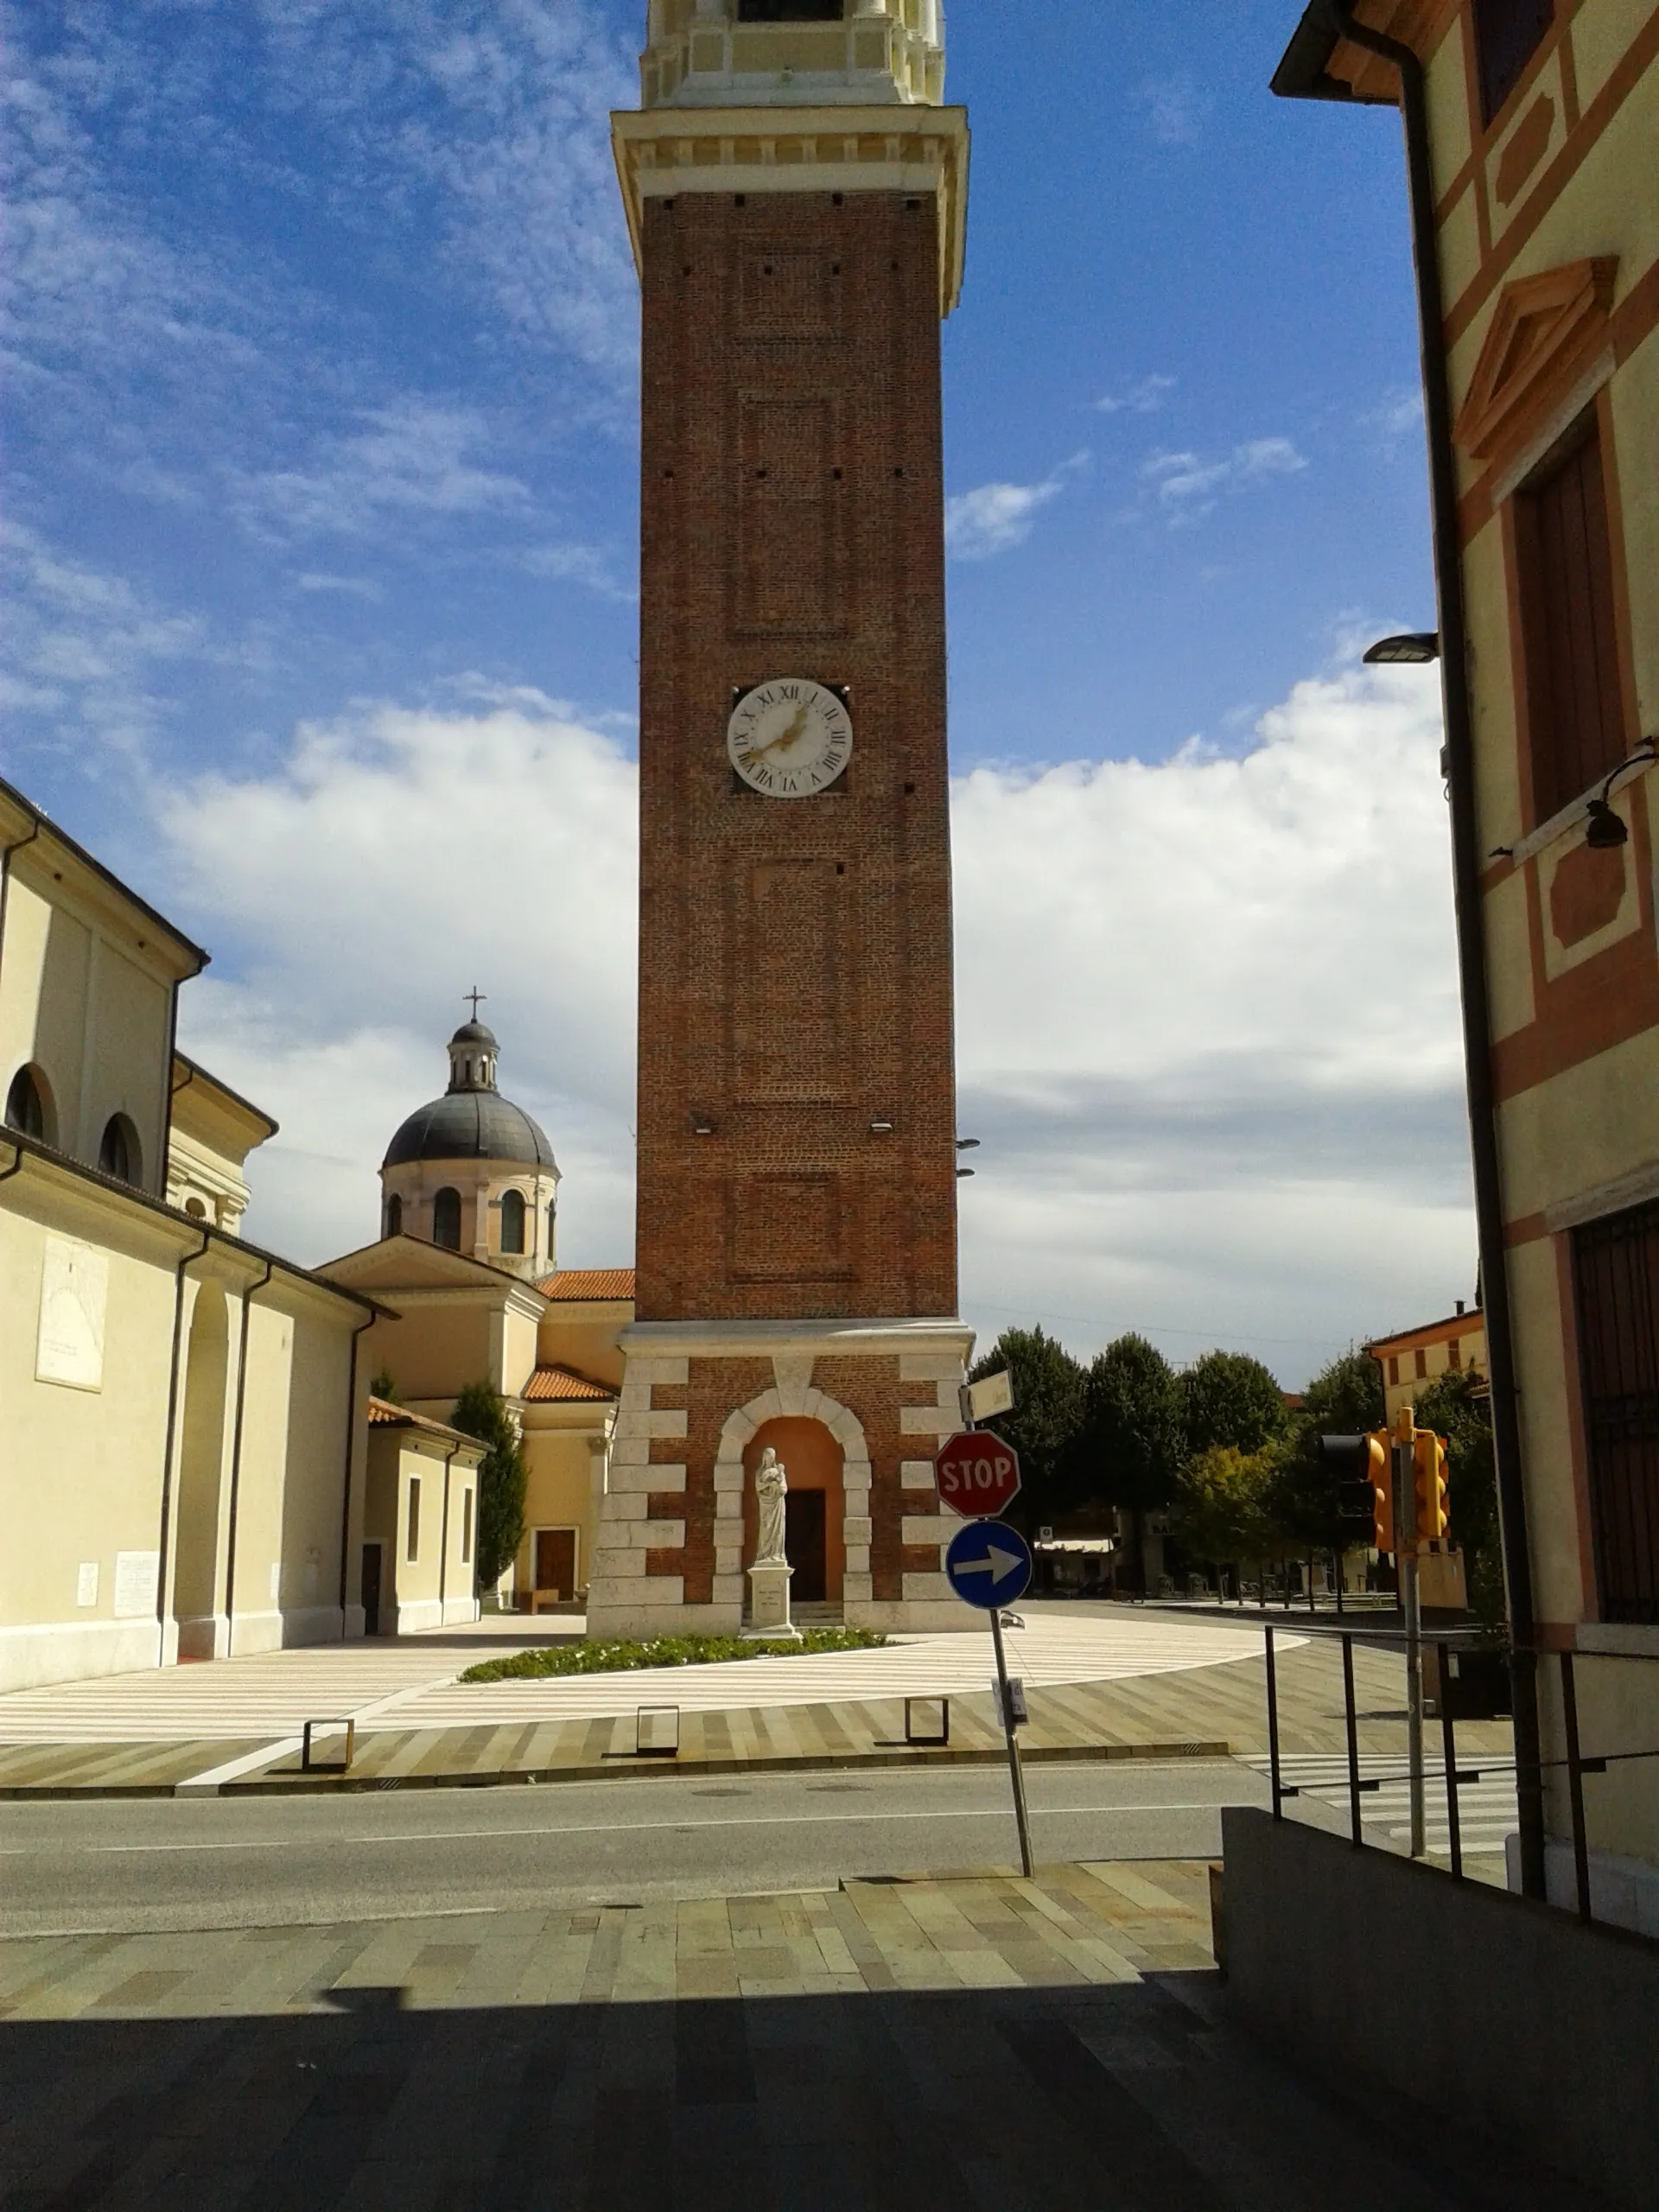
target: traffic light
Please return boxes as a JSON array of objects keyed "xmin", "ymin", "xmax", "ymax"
[
  {"xmin": 1318, "ymin": 1433, "xmax": 1393, "ymax": 1552},
  {"xmin": 1413, "ymin": 1429, "xmax": 1451, "ymax": 1542}
]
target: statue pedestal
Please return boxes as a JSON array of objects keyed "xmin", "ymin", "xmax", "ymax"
[{"xmin": 744, "ymin": 1560, "xmax": 801, "ymax": 1641}]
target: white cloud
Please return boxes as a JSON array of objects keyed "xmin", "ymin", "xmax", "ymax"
[
  {"xmin": 1141, "ymin": 435, "xmax": 1306, "ymax": 522},
  {"xmin": 1135, "ymin": 76, "xmax": 1211, "ymax": 148},
  {"xmin": 152, "ymin": 656, "xmax": 1471, "ymax": 1385},
  {"xmin": 945, "ymin": 453, "xmax": 1087, "ymax": 560},
  {"xmin": 1096, "ymin": 374, "xmax": 1176, "ymax": 416},
  {"xmin": 157, "ymin": 693, "xmax": 639, "ymax": 1269},
  {"xmin": 1363, "ymin": 388, "xmax": 1427, "ymax": 446},
  {"xmin": 0, "ymin": 520, "xmax": 211, "ymax": 755},
  {"xmin": 240, "ymin": 403, "xmax": 529, "ymax": 540}
]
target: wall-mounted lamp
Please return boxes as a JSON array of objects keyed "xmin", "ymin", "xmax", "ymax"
[
  {"xmin": 956, "ymin": 1137, "xmax": 980, "ymax": 1152},
  {"xmin": 1582, "ymin": 739, "xmax": 1656, "ymax": 851},
  {"xmin": 690, "ymin": 1112, "xmax": 717, "ymax": 1136},
  {"xmin": 869, "ymin": 1119, "xmax": 895, "ymax": 1135},
  {"xmin": 956, "ymin": 1166, "xmax": 976, "ymax": 1179},
  {"xmin": 1363, "ymin": 632, "xmax": 1440, "ymax": 664}
]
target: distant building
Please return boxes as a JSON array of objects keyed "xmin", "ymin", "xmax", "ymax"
[
  {"xmin": 1275, "ymin": 2, "xmax": 1658, "ymax": 1929},
  {"xmin": 1364, "ymin": 1304, "xmax": 1487, "ymax": 1427}
]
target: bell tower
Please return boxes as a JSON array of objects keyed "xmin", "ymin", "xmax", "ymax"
[{"xmin": 589, "ymin": 0, "xmax": 972, "ymax": 1637}]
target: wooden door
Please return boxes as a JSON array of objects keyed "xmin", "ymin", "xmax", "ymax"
[
  {"xmin": 535, "ymin": 1529, "xmax": 576, "ymax": 1600},
  {"xmin": 785, "ymin": 1491, "xmax": 827, "ymax": 1603},
  {"xmin": 360, "ymin": 1543, "xmax": 383, "ymax": 1637}
]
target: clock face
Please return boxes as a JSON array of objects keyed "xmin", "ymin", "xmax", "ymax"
[{"xmin": 728, "ymin": 679, "xmax": 852, "ymax": 798}]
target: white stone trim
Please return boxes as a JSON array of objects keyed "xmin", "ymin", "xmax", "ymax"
[
  {"xmin": 899, "ymin": 1403, "xmax": 956, "ymax": 1435},
  {"xmin": 901, "ymin": 1514, "xmax": 957, "ymax": 1547},
  {"xmin": 901, "ymin": 1571, "xmax": 953, "ymax": 1602},
  {"xmin": 899, "ymin": 1351, "xmax": 963, "ymax": 1382},
  {"xmin": 618, "ymin": 1317, "xmax": 974, "ymax": 1359},
  {"xmin": 901, "ymin": 1459, "xmax": 938, "ymax": 1489}
]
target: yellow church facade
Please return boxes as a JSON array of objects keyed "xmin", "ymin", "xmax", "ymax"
[{"xmin": 1, "ymin": 773, "xmax": 382, "ymax": 1690}]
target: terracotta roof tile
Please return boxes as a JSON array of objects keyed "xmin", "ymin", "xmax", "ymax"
[
  {"xmin": 534, "ymin": 1268, "xmax": 635, "ymax": 1302},
  {"xmin": 366, "ymin": 1396, "xmax": 480, "ymax": 1448},
  {"xmin": 522, "ymin": 1364, "xmax": 616, "ymax": 1403}
]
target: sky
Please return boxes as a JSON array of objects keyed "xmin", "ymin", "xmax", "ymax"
[{"xmin": 1, "ymin": 0, "xmax": 1477, "ymax": 1385}]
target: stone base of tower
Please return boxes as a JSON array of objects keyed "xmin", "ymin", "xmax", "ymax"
[{"xmin": 587, "ymin": 1319, "xmax": 976, "ymax": 1641}]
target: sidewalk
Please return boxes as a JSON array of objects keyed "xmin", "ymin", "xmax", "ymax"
[
  {"xmin": 0, "ymin": 1862, "xmax": 1600, "ymax": 2210},
  {"xmin": 0, "ymin": 1635, "xmax": 1514, "ymax": 1812}
]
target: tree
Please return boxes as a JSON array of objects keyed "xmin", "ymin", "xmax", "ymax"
[
  {"xmin": 1069, "ymin": 1334, "xmax": 1182, "ymax": 1592},
  {"xmin": 969, "ymin": 1326, "xmax": 1086, "ymax": 1535},
  {"xmin": 1299, "ymin": 1347, "xmax": 1385, "ymax": 1439},
  {"xmin": 451, "ymin": 1380, "xmax": 527, "ymax": 1592},
  {"xmin": 1414, "ymin": 1370, "xmax": 1505, "ymax": 1636},
  {"xmin": 1173, "ymin": 1445, "xmax": 1285, "ymax": 1598},
  {"xmin": 1178, "ymin": 1350, "xmax": 1289, "ymax": 1459},
  {"xmin": 369, "ymin": 1368, "xmax": 403, "ymax": 1406},
  {"xmin": 1269, "ymin": 1348, "xmax": 1389, "ymax": 1579}
]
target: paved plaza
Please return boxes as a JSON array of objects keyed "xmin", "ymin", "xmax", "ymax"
[{"xmin": 0, "ymin": 1862, "xmax": 1606, "ymax": 2211}]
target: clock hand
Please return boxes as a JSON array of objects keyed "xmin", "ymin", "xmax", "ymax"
[{"xmin": 749, "ymin": 704, "xmax": 810, "ymax": 760}]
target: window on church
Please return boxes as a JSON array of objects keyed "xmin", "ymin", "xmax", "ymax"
[
  {"xmin": 408, "ymin": 1477, "xmax": 422, "ymax": 1562},
  {"xmin": 433, "ymin": 1187, "xmax": 461, "ymax": 1249},
  {"xmin": 1471, "ymin": 0, "xmax": 1554, "ymax": 124},
  {"xmin": 4, "ymin": 1064, "xmax": 49, "ymax": 1142},
  {"xmin": 738, "ymin": 0, "xmax": 843, "ymax": 20},
  {"xmin": 385, "ymin": 1192, "xmax": 404, "ymax": 1238},
  {"xmin": 461, "ymin": 1489, "xmax": 474, "ymax": 1567},
  {"xmin": 99, "ymin": 1113, "xmax": 141, "ymax": 1186},
  {"xmin": 500, "ymin": 1189, "xmax": 526, "ymax": 1255},
  {"xmin": 548, "ymin": 1201, "xmax": 557, "ymax": 1256}
]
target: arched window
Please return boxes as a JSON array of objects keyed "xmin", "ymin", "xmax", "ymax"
[
  {"xmin": 99, "ymin": 1113, "xmax": 141, "ymax": 1186},
  {"xmin": 432, "ymin": 1186, "xmax": 461, "ymax": 1249},
  {"xmin": 500, "ymin": 1188, "xmax": 525, "ymax": 1255},
  {"xmin": 4, "ymin": 1064, "xmax": 50, "ymax": 1142},
  {"xmin": 547, "ymin": 1200, "xmax": 557, "ymax": 1256},
  {"xmin": 385, "ymin": 1192, "xmax": 404, "ymax": 1239}
]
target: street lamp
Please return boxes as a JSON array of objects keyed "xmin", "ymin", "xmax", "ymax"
[{"xmin": 1363, "ymin": 632, "xmax": 1440, "ymax": 664}]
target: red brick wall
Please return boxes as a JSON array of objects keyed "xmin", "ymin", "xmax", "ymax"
[
  {"xmin": 645, "ymin": 1357, "xmax": 772, "ymax": 1603},
  {"xmin": 635, "ymin": 188, "xmax": 958, "ymax": 1322},
  {"xmin": 814, "ymin": 1356, "xmax": 941, "ymax": 1603}
]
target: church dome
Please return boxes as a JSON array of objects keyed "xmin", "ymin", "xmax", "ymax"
[{"xmin": 382, "ymin": 1013, "xmax": 556, "ymax": 1172}]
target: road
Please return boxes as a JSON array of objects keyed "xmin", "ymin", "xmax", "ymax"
[{"xmin": 0, "ymin": 1758, "xmax": 1270, "ymax": 1936}]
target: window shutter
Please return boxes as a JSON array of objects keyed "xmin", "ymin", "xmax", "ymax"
[
  {"xmin": 1573, "ymin": 1202, "xmax": 1659, "ymax": 1624},
  {"xmin": 1516, "ymin": 424, "xmax": 1625, "ymax": 823}
]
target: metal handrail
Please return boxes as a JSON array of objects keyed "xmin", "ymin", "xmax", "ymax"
[{"xmin": 1262, "ymin": 1626, "xmax": 1659, "ymax": 1925}]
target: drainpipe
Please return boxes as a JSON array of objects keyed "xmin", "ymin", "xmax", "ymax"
[
  {"xmin": 1320, "ymin": 3, "xmax": 1545, "ymax": 1898},
  {"xmin": 337, "ymin": 1310, "xmax": 376, "ymax": 1637},
  {"xmin": 220, "ymin": 1255, "xmax": 276, "ymax": 1656},
  {"xmin": 156, "ymin": 1224, "xmax": 215, "ymax": 1668},
  {"xmin": 437, "ymin": 1442, "xmax": 460, "ymax": 1625}
]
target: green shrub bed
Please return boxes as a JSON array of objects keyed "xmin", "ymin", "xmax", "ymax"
[{"xmin": 461, "ymin": 1627, "xmax": 889, "ymax": 1682}]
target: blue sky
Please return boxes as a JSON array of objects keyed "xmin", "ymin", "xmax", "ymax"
[{"xmin": 2, "ymin": 1, "xmax": 1474, "ymax": 1383}]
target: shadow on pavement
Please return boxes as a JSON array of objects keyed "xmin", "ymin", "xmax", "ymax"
[{"xmin": 0, "ymin": 1976, "xmax": 1618, "ymax": 2212}]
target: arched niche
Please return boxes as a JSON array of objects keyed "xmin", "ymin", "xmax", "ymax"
[{"xmin": 742, "ymin": 1414, "xmax": 843, "ymax": 1605}]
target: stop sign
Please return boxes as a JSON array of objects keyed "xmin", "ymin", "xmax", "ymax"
[{"xmin": 934, "ymin": 1430, "xmax": 1022, "ymax": 1519}]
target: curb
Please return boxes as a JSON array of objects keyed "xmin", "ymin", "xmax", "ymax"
[{"xmin": 0, "ymin": 1737, "xmax": 1234, "ymax": 1802}]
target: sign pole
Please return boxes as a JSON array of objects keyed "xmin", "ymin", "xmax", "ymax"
[{"xmin": 988, "ymin": 1599, "xmax": 1034, "ymax": 1880}]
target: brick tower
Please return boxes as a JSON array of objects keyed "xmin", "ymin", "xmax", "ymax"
[{"xmin": 588, "ymin": 0, "xmax": 972, "ymax": 1636}]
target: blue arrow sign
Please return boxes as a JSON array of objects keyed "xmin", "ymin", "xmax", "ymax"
[{"xmin": 944, "ymin": 1522, "xmax": 1033, "ymax": 1611}]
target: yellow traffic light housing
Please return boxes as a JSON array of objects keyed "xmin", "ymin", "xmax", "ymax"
[
  {"xmin": 1363, "ymin": 1432, "xmax": 1394, "ymax": 1553},
  {"xmin": 1413, "ymin": 1429, "xmax": 1451, "ymax": 1543}
]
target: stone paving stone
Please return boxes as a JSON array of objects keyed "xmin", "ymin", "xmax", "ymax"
[{"xmin": 0, "ymin": 1864, "xmax": 1619, "ymax": 2211}]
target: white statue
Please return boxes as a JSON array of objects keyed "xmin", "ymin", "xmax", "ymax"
[{"xmin": 754, "ymin": 1447, "xmax": 788, "ymax": 1565}]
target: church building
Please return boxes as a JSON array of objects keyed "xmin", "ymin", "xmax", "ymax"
[
  {"xmin": 321, "ymin": 1014, "xmax": 633, "ymax": 1616},
  {"xmin": 588, "ymin": 0, "xmax": 976, "ymax": 1637}
]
